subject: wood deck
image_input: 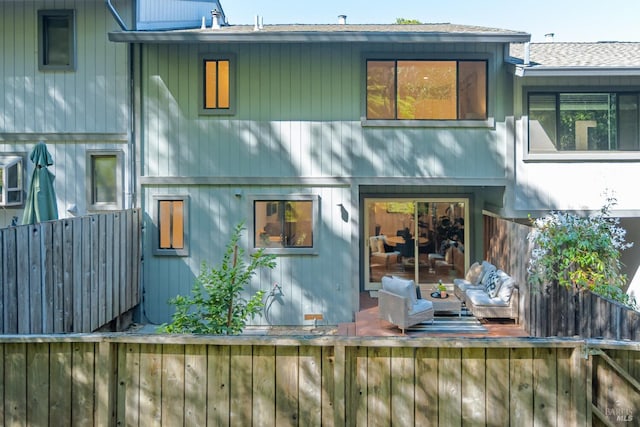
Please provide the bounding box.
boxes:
[337,292,528,337]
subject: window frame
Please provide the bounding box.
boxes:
[524,88,640,162]
[198,53,236,116]
[362,54,494,128]
[248,194,320,256]
[86,150,123,211]
[38,9,76,71]
[0,153,26,208]
[153,195,190,256]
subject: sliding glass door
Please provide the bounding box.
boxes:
[364,197,468,290]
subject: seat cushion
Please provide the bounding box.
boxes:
[382,276,417,306]
[466,289,508,307]
[409,298,434,315]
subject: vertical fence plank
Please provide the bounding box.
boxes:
[95,342,116,427]
[184,344,207,426]
[485,347,509,427]
[105,214,114,324]
[5,343,27,425]
[161,344,185,427]
[117,343,140,426]
[321,345,341,427]
[415,347,438,427]
[0,229,3,334]
[98,214,107,328]
[27,225,43,334]
[81,217,92,332]
[138,343,163,426]
[299,346,321,427]
[367,346,391,427]
[62,219,74,332]
[49,342,72,426]
[72,342,96,426]
[461,347,486,426]
[275,346,300,427]
[119,211,128,315]
[207,345,231,426]
[352,346,368,427]
[438,348,462,426]
[0,344,3,425]
[16,226,31,334]
[3,228,18,333]
[533,347,557,426]
[41,222,55,334]
[26,343,50,426]
[390,347,415,427]
[510,347,534,427]
[230,345,253,426]
[253,345,276,426]
[52,221,64,333]
[112,212,121,321]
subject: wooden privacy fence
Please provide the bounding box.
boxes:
[0,334,639,426]
[484,215,640,340]
[0,209,141,334]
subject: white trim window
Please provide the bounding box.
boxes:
[87,151,122,211]
[250,195,319,255]
[38,9,76,71]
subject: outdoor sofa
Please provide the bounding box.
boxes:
[453,261,519,323]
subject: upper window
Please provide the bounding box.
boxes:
[87,151,122,211]
[251,195,319,255]
[38,10,75,71]
[199,54,235,115]
[366,60,487,121]
[529,92,640,153]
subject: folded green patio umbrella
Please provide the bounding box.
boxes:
[22,141,58,225]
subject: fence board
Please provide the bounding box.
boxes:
[367,346,391,427]
[510,347,534,426]
[533,347,558,426]
[1,210,141,334]
[184,344,207,426]
[72,342,96,426]
[390,347,414,427]
[253,345,276,426]
[26,343,50,426]
[438,348,462,426]
[485,347,510,427]
[276,346,300,427]
[299,346,321,427]
[5,343,27,425]
[230,345,253,426]
[162,344,185,427]
[49,342,72,426]
[461,347,486,426]
[139,343,163,426]
[207,345,231,426]
[3,228,18,333]
[415,346,438,427]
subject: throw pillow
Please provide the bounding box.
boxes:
[496,271,516,302]
[465,262,483,284]
[483,270,501,298]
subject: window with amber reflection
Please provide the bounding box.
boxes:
[365,59,487,121]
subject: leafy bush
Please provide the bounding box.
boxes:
[527,197,636,308]
[159,222,276,334]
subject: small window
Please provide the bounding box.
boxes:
[366,59,487,121]
[87,151,122,211]
[38,9,75,71]
[199,54,235,115]
[251,195,319,255]
[153,196,189,256]
[528,92,640,153]
[0,156,24,207]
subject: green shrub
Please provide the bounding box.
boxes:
[159,222,276,334]
[527,196,636,309]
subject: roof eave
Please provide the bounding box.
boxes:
[512,65,640,77]
[108,30,531,44]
